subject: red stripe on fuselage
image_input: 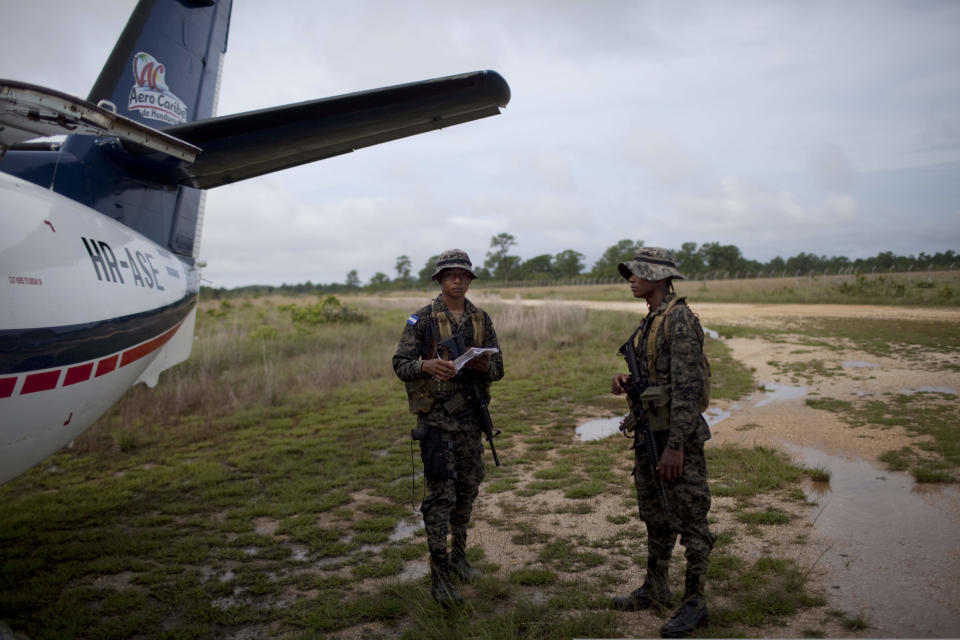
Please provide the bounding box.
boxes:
[22,370,61,394]
[120,323,180,367]
[0,377,16,398]
[2,321,185,398]
[96,355,119,377]
[64,363,95,386]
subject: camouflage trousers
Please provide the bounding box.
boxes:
[634,435,716,575]
[419,428,485,557]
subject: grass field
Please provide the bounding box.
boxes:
[0,292,885,639]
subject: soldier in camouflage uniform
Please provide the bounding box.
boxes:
[609,247,715,638]
[392,249,504,607]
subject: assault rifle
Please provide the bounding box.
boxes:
[438,333,502,466]
[618,333,670,514]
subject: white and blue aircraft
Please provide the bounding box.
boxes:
[0,0,510,484]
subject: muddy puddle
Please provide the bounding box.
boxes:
[576,416,624,441]
[706,381,809,423]
[576,381,811,440]
[787,444,960,638]
[343,519,429,582]
[898,386,958,396]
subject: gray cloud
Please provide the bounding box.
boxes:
[809,143,857,193]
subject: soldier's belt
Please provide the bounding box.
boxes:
[404,378,463,415]
[430,380,459,395]
[441,391,473,416]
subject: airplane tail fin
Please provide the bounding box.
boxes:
[56,0,232,259]
[87,0,232,126]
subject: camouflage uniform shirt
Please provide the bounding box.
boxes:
[392,295,504,430]
[636,292,711,450]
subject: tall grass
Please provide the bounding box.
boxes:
[77,296,397,453]
[487,299,590,348]
[82,296,605,455]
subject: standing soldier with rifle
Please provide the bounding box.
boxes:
[609,247,715,638]
[392,249,504,607]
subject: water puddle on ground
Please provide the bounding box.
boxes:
[576,416,624,441]
[706,382,811,428]
[290,545,309,562]
[753,381,808,407]
[355,519,423,553]
[705,404,738,426]
[842,360,879,369]
[391,518,429,582]
[784,443,960,637]
[389,519,423,542]
[578,381,808,439]
[899,386,958,396]
[399,559,429,582]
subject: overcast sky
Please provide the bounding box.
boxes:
[2,1,958,287]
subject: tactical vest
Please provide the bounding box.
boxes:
[643,297,711,414]
[437,310,485,354]
[405,308,487,414]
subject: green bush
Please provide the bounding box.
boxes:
[283,295,366,329]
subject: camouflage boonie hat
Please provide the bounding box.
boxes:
[618,247,686,281]
[431,249,477,281]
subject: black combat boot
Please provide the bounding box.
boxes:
[429,553,463,608]
[660,571,708,638]
[450,528,481,582]
[612,555,674,610]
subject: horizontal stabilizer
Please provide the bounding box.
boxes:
[167,70,511,189]
[0,80,200,162]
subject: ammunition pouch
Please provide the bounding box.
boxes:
[405,378,435,414]
[419,428,456,482]
[405,377,459,414]
[441,391,473,417]
[640,385,671,432]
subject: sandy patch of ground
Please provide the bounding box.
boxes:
[707,334,960,462]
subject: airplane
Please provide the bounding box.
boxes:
[0,0,510,485]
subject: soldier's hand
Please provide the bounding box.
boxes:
[658,447,683,480]
[465,354,490,372]
[422,358,457,381]
[611,374,630,395]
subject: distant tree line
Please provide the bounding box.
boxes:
[200,234,958,297]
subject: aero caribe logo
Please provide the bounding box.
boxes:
[127,52,188,125]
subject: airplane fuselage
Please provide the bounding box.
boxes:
[0,171,197,483]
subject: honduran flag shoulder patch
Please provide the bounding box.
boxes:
[407,314,419,326]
